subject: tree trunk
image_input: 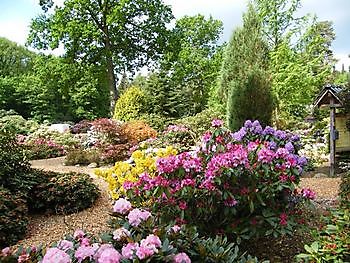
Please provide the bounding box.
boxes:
[105,38,118,114]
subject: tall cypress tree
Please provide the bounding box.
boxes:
[219,4,273,131]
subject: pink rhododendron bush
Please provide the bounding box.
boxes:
[124,120,315,241]
[1,198,258,262]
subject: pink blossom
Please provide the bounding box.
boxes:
[301,188,316,200]
[171,225,181,233]
[94,244,113,261]
[257,147,275,163]
[113,198,132,214]
[279,213,288,226]
[173,252,191,263]
[178,201,187,210]
[113,227,130,241]
[140,234,162,252]
[127,208,151,226]
[80,237,90,246]
[224,197,238,207]
[1,247,10,257]
[57,240,74,251]
[18,253,30,263]
[97,247,121,263]
[73,229,85,240]
[74,246,95,262]
[42,248,71,263]
[211,119,223,127]
[136,246,154,260]
[121,243,139,260]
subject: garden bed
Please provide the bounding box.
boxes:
[11,154,341,250]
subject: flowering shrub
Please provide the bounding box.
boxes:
[1,198,260,262]
[91,118,127,145]
[70,119,92,134]
[124,120,313,241]
[95,146,177,199]
[23,137,66,159]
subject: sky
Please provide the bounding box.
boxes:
[0,0,349,70]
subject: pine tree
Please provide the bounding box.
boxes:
[219,4,273,130]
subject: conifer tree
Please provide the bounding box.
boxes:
[219,4,273,130]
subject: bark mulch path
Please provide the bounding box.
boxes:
[13,157,341,251]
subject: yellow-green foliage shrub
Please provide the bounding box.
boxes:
[114,86,146,121]
[94,146,177,199]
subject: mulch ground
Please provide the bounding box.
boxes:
[12,157,342,262]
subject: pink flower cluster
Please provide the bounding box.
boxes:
[301,188,316,200]
[127,208,152,226]
[174,252,192,263]
[121,234,162,260]
[164,124,189,134]
[156,152,202,175]
[113,198,132,214]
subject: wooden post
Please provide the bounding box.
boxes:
[329,96,335,177]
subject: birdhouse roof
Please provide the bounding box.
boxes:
[314,84,344,108]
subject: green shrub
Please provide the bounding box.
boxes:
[113,86,146,121]
[29,170,100,214]
[0,114,39,135]
[175,108,225,138]
[64,148,101,166]
[297,209,350,262]
[0,187,28,247]
[139,113,173,131]
[0,131,34,195]
[340,172,350,208]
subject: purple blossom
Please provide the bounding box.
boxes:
[122,243,139,260]
[285,142,294,153]
[232,128,247,141]
[301,188,316,199]
[263,126,275,136]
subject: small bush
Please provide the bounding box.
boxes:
[29,170,100,214]
[175,108,225,138]
[0,114,39,135]
[0,131,34,195]
[139,113,173,131]
[70,119,92,134]
[340,171,350,207]
[0,187,28,247]
[121,120,157,144]
[113,86,147,121]
[64,148,101,166]
[297,209,350,262]
[91,118,127,144]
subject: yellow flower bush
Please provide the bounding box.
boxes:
[94,146,177,199]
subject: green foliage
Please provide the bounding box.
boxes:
[220,5,273,131]
[340,171,350,208]
[0,37,35,77]
[175,108,225,139]
[0,187,28,247]
[0,131,34,195]
[0,114,39,135]
[297,209,350,263]
[65,148,101,166]
[113,86,147,121]
[28,0,174,103]
[28,170,100,214]
[139,113,172,131]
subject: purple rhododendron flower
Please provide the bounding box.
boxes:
[285,142,294,153]
[173,252,191,263]
[113,198,132,214]
[42,248,71,263]
[244,120,253,128]
[232,128,246,141]
[263,126,275,136]
[301,188,316,199]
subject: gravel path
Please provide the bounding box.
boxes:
[13,157,341,248]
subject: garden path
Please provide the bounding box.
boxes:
[14,157,341,248]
